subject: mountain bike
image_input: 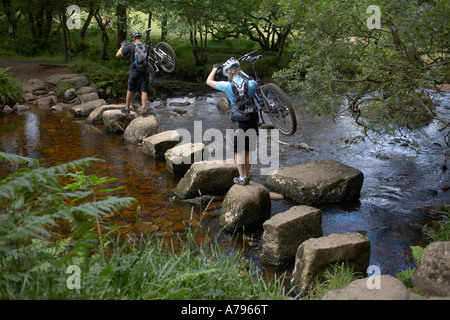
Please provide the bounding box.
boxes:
[219,50,297,136]
[122,28,177,85]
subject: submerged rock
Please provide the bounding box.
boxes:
[265,160,364,205]
[220,182,271,232]
[173,160,239,199]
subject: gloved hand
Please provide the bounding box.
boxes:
[213,64,222,70]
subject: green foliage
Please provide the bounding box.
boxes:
[395,206,450,287]
[275,0,449,136]
[0,67,24,106]
[305,262,363,300]
[423,207,450,242]
[0,151,291,300]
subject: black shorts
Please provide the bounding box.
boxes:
[231,119,259,153]
[127,70,149,93]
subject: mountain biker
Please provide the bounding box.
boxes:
[206,58,258,186]
[115,30,151,117]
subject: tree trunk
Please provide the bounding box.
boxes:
[61,3,69,63]
[94,9,109,60]
[160,14,168,42]
[81,1,95,41]
[2,0,17,39]
[116,3,127,48]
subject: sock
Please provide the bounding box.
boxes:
[240,176,245,181]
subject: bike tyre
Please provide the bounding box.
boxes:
[260,83,297,136]
[155,42,177,73]
[148,63,156,85]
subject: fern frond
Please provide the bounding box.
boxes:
[0,152,39,166]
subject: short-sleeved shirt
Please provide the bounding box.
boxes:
[121,43,149,72]
[215,76,257,107]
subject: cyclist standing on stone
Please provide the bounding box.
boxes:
[116,30,151,117]
[206,58,258,186]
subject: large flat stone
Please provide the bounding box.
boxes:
[265,160,364,205]
[103,110,138,133]
[142,130,181,159]
[291,232,370,293]
[86,105,125,124]
[123,115,160,144]
[165,143,207,176]
[71,99,107,117]
[220,182,271,232]
[262,205,323,264]
[173,160,239,199]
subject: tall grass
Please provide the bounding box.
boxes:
[0,68,24,106]
[0,152,292,300]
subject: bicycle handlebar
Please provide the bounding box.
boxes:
[238,50,258,61]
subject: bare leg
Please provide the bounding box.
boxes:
[141,91,148,109]
[235,152,246,178]
[244,151,251,177]
[126,90,133,107]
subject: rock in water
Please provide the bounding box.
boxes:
[103,110,138,133]
[265,160,364,205]
[86,105,125,124]
[173,160,239,199]
[124,115,160,144]
[291,232,370,293]
[71,99,107,117]
[262,205,323,264]
[165,143,207,176]
[142,130,181,159]
[220,182,271,232]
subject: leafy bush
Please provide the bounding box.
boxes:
[0,68,24,106]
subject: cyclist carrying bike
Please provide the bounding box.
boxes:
[206,58,258,186]
[116,30,151,117]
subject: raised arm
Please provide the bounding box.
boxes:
[206,64,222,89]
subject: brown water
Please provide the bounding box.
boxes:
[1,87,449,281]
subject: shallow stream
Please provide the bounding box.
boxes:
[1,84,449,281]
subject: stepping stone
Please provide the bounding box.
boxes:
[173,160,239,199]
[165,142,207,176]
[262,205,323,264]
[265,160,364,205]
[220,182,271,232]
[103,109,138,133]
[142,130,181,159]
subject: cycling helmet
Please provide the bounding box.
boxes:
[223,57,240,77]
[132,30,142,39]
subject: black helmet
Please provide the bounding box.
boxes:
[132,30,142,38]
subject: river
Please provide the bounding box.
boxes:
[1,84,449,282]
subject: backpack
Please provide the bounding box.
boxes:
[133,43,148,70]
[229,80,258,122]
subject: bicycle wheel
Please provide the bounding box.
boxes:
[260,83,297,135]
[148,63,156,85]
[155,42,177,73]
